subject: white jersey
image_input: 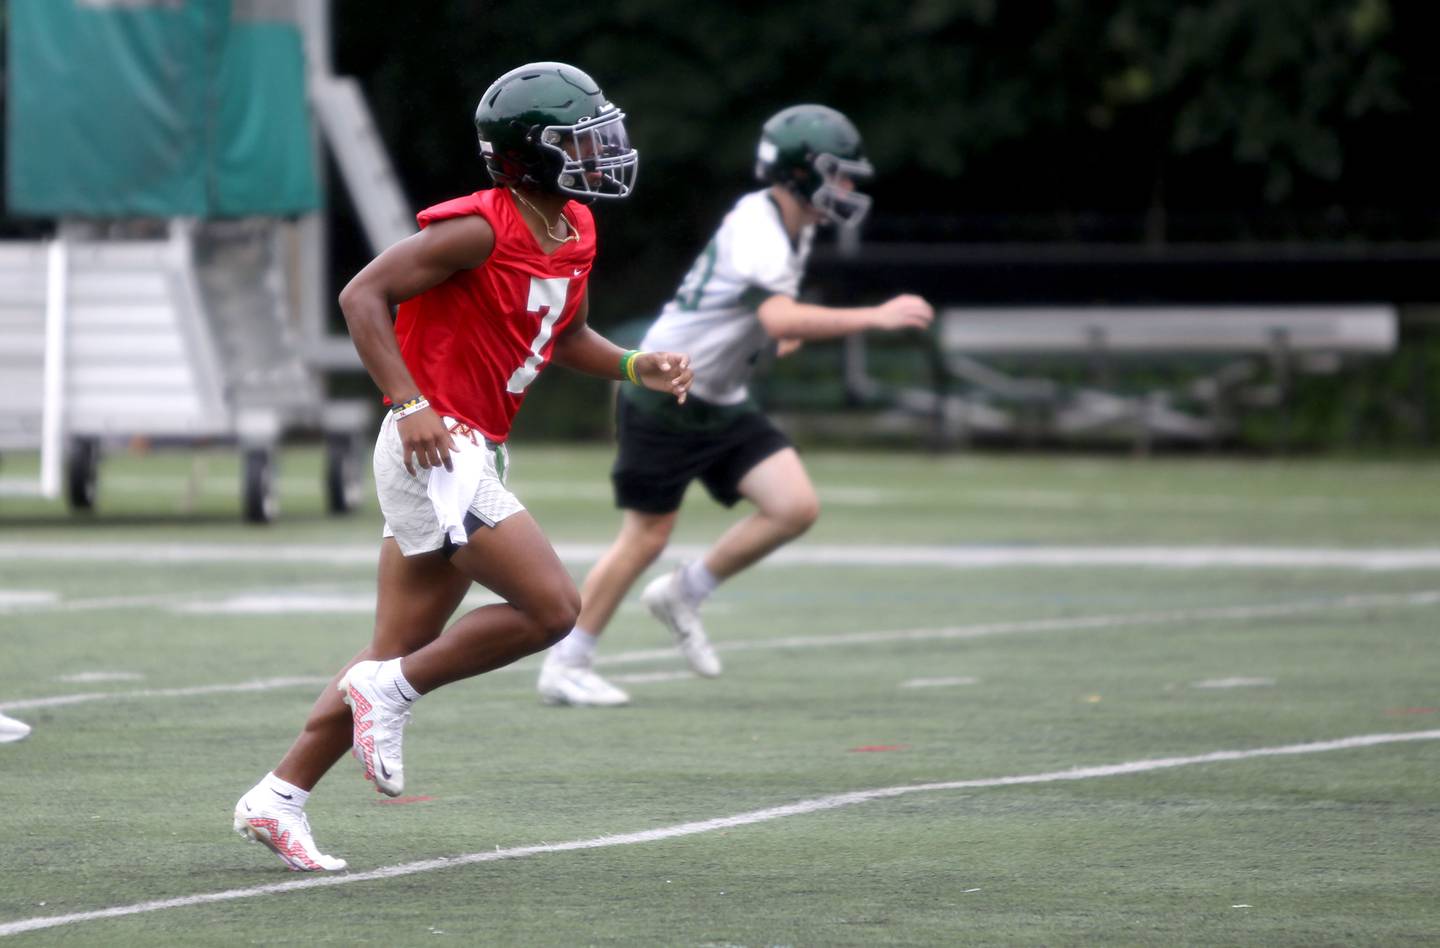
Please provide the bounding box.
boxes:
[640,190,814,405]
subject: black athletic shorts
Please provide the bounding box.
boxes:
[611,387,793,513]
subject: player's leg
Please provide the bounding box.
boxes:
[336,509,577,797]
[402,509,581,688]
[540,390,697,705]
[577,510,679,636]
[234,539,469,870]
[539,509,677,706]
[277,540,470,790]
[703,447,820,578]
[642,423,810,677]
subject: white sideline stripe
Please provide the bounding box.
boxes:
[55,672,145,684]
[171,589,507,616]
[607,670,694,685]
[593,588,1440,668]
[4,541,1440,571]
[0,590,204,615]
[0,590,57,607]
[0,677,329,712]
[901,676,979,689]
[1193,677,1276,689]
[5,589,1438,713]
[0,586,506,617]
[2,728,1437,938]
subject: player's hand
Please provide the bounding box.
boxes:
[635,351,693,404]
[777,338,804,358]
[872,294,934,332]
[396,408,455,475]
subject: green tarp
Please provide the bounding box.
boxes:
[6,0,320,217]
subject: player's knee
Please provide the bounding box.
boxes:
[533,592,581,646]
[624,515,679,561]
[632,521,674,561]
[776,494,820,538]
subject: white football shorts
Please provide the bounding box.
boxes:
[374,411,524,556]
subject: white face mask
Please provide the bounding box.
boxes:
[541,106,639,200]
[810,153,874,229]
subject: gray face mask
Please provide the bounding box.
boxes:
[541,106,639,200]
[810,153,874,229]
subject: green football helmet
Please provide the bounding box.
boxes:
[754,104,873,228]
[474,62,638,201]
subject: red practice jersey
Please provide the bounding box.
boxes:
[393,188,595,442]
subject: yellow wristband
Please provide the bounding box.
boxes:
[621,350,642,385]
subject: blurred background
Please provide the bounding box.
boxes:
[2,0,1438,520]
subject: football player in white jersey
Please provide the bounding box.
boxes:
[538,105,933,706]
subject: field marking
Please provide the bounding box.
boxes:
[0,590,57,608]
[4,541,1440,571]
[55,672,145,684]
[901,676,979,689]
[592,588,1440,668]
[1192,677,1276,689]
[607,670,695,685]
[2,727,1436,938]
[5,588,1437,713]
[0,677,329,712]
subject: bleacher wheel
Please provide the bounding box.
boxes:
[66,437,100,511]
[241,446,278,524]
[324,432,363,515]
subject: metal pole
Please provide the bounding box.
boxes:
[39,237,69,499]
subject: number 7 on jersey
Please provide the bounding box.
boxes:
[506,276,571,394]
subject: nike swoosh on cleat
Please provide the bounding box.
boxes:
[377,754,392,781]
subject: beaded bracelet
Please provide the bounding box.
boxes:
[620,350,642,385]
[391,395,430,419]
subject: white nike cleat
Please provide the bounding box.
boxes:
[233,793,347,872]
[0,712,31,744]
[537,652,631,707]
[339,660,411,797]
[641,569,722,678]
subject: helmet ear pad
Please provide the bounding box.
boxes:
[483,122,565,193]
[783,162,820,200]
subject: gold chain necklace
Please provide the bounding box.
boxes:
[510,189,577,244]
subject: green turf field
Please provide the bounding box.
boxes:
[1,444,1438,945]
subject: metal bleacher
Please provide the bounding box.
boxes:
[838,304,1398,449]
[0,1,410,520]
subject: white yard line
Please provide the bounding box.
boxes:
[901,676,979,689]
[5,588,1436,714]
[607,670,695,685]
[4,541,1440,570]
[0,591,57,608]
[592,588,1440,668]
[1192,677,1277,689]
[2,728,1436,938]
[0,677,330,712]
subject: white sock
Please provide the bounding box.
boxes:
[258,772,309,811]
[375,658,421,706]
[680,559,719,605]
[554,628,599,666]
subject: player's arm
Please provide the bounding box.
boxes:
[338,216,496,474]
[756,292,934,341]
[551,289,693,403]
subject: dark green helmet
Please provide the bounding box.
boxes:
[755,104,873,228]
[474,62,638,201]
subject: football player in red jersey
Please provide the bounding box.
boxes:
[232,62,692,871]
